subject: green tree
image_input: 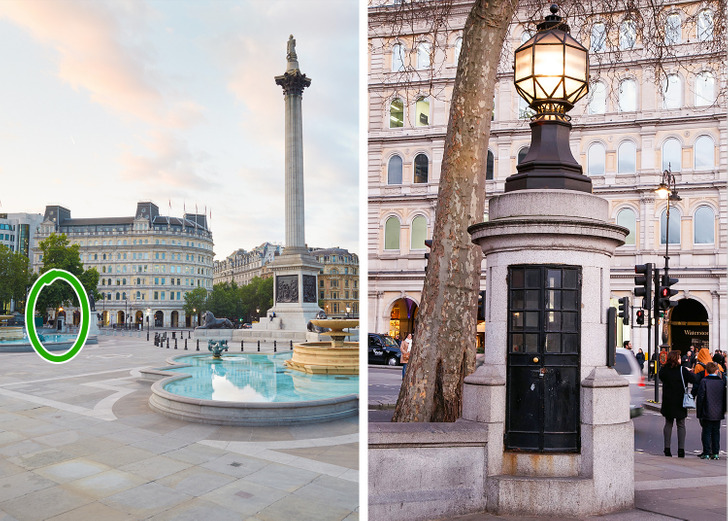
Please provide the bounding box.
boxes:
[0,245,31,313]
[240,277,273,321]
[206,282,244,322]
[183,287,208,323]
[35,234,101,313]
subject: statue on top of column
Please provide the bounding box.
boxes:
[287,35,297,62]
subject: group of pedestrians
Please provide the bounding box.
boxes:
[659,348,727,460]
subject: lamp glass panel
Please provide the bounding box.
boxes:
[533,44,564,82]
[536,75,562,98]
[514,47,533,83]
[564,46,587,83]
[516,79,536,103]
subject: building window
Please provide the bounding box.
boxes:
[618,79,637,112]
[618,141,636,174]
[517,146,530,165]
[587,143,606,175]
[415,97,430,126]
[486,150,494,180]
[588,81,607,114]
[617,208,636,246]
[388,155,403,184]
[411,215,427,250]
[695,71,715,106]
[694,206,714,244]
[591,22,606,51]
[390,98,404,128]
[694,136,714,170]
[662,74,681,109]
[697,10,714,41]
[417,41,431,69]
[454,37,462,62]
[660,208,681,244]
[384,216,400,250]
[414,154,429,183]
[662,138,681,171]
[392,43,405,71]
[619,19,636,50]
[665,13,681,45]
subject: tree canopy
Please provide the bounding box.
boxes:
[0,245,31,313]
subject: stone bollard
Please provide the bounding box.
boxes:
[241,340,244,352]
[274,340,277,352]
[257,340,260,352]
[174,338,178,349]
[166,338,170,349]
[290,340,293,350]
[184,339,188,350]
[196,339,199,351]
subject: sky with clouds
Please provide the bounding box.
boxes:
[0,0,359,259]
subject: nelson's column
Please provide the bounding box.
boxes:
[262,35,322,331]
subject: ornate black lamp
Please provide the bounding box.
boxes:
[655,167,681,271]
[505,5,591,192]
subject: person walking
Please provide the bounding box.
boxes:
[636,348,645,372]
[696,362,727,459]
[659,350,697,458]
[400,333,412,378]
[623,340,632,352]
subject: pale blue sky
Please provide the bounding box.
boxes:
[0,0,358,258]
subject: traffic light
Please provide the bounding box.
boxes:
[658,274,678,310]
[635,309,645,325]
[634,263,653,310]
[618,296,630,326]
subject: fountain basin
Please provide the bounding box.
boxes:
[284,342,359,375]
[142,354,358,425]
[0,332,97,352]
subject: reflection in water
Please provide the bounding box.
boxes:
[163,354,358,403]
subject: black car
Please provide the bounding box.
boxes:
[368,333,402,366]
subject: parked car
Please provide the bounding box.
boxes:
[368,333,402,366]
[615,347,645,418]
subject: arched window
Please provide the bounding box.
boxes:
[695,71,715,106]
[390,98,404,128]
[665,13,681,45]
[694,206,714,244]
[588,143,606,175]
[517,146,530,165]
[697,10,714,42]
[662,74,681,109]
[619,20,636,50]
[618,141,636,174]
[384,217,400,250]
[387,155,403,184]
[591,22,606,51]
[415,96,430,126]
[618,79,637,112]
[588,81,607,114]
[116,292,120,300]
[617,208,636,245]
[660,207,681,244]
[414,154,429,183]
[662,138,681,171]
[411,215,427,249]
[392,43,405,72]
[694,136,714,170]
[417,42,431,69]
[486,150,495,180]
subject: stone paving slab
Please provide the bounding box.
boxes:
[0,335,359,520]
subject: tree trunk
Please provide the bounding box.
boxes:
[393,0,516,422]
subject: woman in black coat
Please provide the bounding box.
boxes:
[659,350,697,457]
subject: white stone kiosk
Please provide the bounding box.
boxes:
[259,35,322,333]
[467,191,632,517]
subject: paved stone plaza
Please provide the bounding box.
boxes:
[0,334,358,520]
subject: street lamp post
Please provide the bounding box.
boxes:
[146,307,151,341]
[193,308,196,329]
[345,306,351,319]
[653,167,681,401]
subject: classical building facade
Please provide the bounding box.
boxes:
[32,202,214,328]
[212,242,283,287]
[312,247,360,317]
[368,2,726,351]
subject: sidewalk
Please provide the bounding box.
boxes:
[368,365,726,521]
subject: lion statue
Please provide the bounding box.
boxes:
[196,311,234,329]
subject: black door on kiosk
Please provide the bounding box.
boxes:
[506,265,581,452]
